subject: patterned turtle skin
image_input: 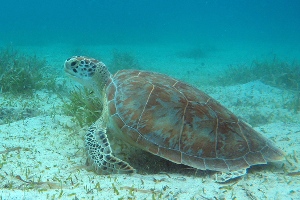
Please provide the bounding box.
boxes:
[64,56,284,182]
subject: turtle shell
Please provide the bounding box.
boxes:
[105,70,284,172]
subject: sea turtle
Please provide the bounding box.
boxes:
[64,56,284,182]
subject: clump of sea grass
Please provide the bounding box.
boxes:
[219,56,300,91]
[0,106,39,125]
[177,47,206,59]
[0,46,57,95]
[109,50,141,73]
[61,87,102,127]
[218,56,300,113]
[284,92,300,114]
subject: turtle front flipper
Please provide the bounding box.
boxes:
[85,124,136,174]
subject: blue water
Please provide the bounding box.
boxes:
[1,0,300,46]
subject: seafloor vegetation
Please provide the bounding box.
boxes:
[217,57,300,113]
[109,50,141,73]
[0,46,62,125]
[60,87,102,127]
[0,46,143,127]
[218,57,300,90]
[176,47,206,59]
[0,46,58,95]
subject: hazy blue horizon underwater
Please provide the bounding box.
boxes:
[0,0,299,46]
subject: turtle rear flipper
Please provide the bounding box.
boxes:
[85,124,135,174]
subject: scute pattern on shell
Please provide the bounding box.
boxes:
[106,70,284,172]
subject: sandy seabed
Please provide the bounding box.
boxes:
[0,42,300,199]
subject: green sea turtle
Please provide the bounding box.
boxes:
[64,56,284,182]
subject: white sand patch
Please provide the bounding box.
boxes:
[204,80,300,126]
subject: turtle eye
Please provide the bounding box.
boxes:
[71,61,77,66]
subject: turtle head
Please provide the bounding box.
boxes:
[64,56,110,95]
